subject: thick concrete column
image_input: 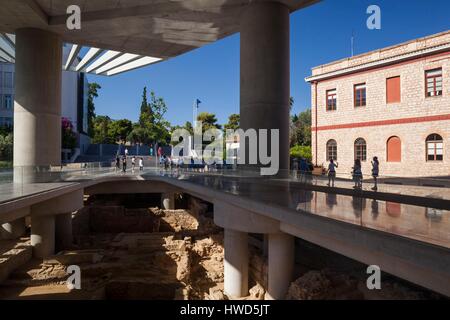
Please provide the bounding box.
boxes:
[161,193,175,210]
[31,215,55,258]
[13,28,62,182]
[224,228,249,298]
[55,213,73,252]
[240,2,290,171]
[1,218,26,240]
[266,232,295,300]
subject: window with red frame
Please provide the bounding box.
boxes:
[326,89,337,111]
[425,68,442,97]
[354,84,366,107]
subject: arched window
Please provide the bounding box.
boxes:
[354,138,367,161]
[426,134,443,161]
[326,139,337,161]
[387,136,401,162]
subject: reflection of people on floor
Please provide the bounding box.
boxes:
[351,196,366,217]
[352,159,363,189]
[326,192,337,209]
[325,193,337,209]
[371,199,379,219]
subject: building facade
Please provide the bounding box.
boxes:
[0,44,90,157]
[306,30,450,178]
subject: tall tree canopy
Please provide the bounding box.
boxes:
[88,83,101,137]
[290,108,312,148]
[197,112,222,132]
[224,114,240,131]
[128,88,171,145]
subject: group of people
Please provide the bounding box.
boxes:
[116,155,145,173]
[327,157,379,190]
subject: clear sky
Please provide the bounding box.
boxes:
[89,0,450,126]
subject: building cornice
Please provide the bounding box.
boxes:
[305,43,450,83]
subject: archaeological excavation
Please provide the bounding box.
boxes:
[0,191,441,300]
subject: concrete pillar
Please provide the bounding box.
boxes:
[55,213,73,252]
[13,28,62,182]
[31,215,55,259]
[224,228,249,298]
[240,2,290,171]
[1,218,26,240]
[161,193,175,210]
[266,232,295,300]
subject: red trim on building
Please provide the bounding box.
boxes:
[312,114,450,131]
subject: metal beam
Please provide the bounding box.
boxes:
[105,56,162,76]
[85,50,122,73]
[64,44,81,70]
[95,53,142,75]
[75,47,103,72]
[0,41,14,62]
[1,33,15,49]
[0,50,13,63]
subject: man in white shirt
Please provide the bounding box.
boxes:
[327,158,338,187]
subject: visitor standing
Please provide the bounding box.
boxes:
[139,157,144,171]
[122,156,127,173]
[131,156,136,172]
[115,155,120,171]
[327,158,338,187]
[352,159,363,189]
[125,148,129,157]
[371,156,379,191]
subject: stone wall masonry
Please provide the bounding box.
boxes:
[311,52,450,177]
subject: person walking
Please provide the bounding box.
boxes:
[125,148,129,157]
[131,156,136,172]
[115,155,120,171]
[139,157,144,171]
[371,156,379,191]
[352,159,363,189]
[327,158,338,187]
[122,156,127,173]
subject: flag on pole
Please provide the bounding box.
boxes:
[196,99,201,108]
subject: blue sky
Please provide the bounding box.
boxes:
[89,0,450,126]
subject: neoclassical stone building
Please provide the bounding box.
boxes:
[306,30,450,177]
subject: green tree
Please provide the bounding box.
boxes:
[139,87,154,125]
[290,145,312,161]
[224,114,240,131]
[109,119,133,144]
[290,108,311,148]
[129,89,171,146]
[92,115,114,144]
[0,133,13,161]
[197,112,221,132]
[88,83,101,137]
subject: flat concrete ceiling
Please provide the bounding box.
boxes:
[0,0,319,59]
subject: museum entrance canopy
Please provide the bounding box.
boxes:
[0,0,318,75]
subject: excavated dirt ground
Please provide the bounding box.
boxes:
[0,194,444,300]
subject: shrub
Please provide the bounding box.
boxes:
[290,145,312,161]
